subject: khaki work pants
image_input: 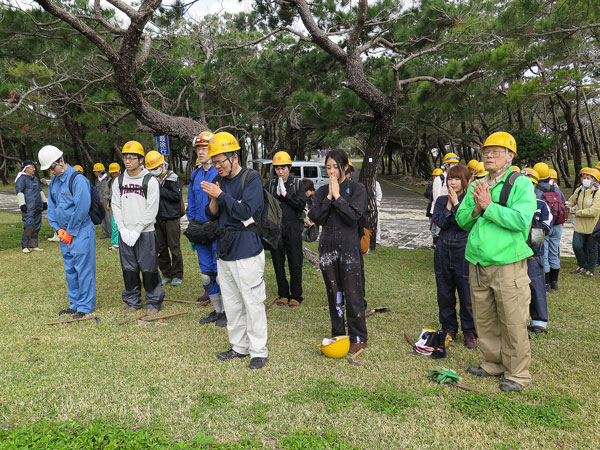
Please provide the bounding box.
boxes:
[217,251,268,359]
[469,259,532,386]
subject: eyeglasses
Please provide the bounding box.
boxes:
[482,149,505,158]
[212,157,230,168]
[122,155,139,161]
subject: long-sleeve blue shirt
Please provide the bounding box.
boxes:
[48,165,92,236]
[206,168,264,261]
[432,193,469,243]
[188,165,218,222]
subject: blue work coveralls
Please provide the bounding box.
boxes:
[432,193,474,333]
[187,165,220,296]
[528,198,552,329]
[48,165,97,313]
[15,174,43,249]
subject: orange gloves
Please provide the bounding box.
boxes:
[57,229,73,246]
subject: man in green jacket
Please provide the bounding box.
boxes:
[456,132,537,393]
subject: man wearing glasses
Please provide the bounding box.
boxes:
[38,145,96,319]
[456,132,537,393]
[201,132,268,370]
[111,141,165,316]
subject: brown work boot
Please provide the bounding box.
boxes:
[349,342,368,353]
[288,299,301,308]
[123,306,140,314]
[463,330,478,349]
[146,307,159,316]
[276,297,288,306]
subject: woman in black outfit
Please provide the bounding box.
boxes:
[432,164,477,348]
[308,149,368,353]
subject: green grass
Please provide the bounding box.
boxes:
[0,216,599,448]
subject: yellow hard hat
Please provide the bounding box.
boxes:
[122,141,145,156]
[193,131,214,148]
[318,336,350,359]
[443,153,459,164]
[73,165,84,173]
[145,151,165,170]
[579,167,600,181]
[511,165,521,172]
[596,162,600,170]
[482,131,517,155]
[272,151,292,166]
[208,132,240,158]
[523,168,539,184]
[93,163,105,172]
[467,159,479,171]
[549,169,558,179]
[533,162,550,180]
[475,161,488,177]
[108,162,121,173]
[432,168,443,176]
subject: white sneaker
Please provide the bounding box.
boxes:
[47,235,60,242]
[31,247,44,252]
[22,248,30,253]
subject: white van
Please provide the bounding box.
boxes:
[251,159,329,190]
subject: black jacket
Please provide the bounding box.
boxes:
[157,171,182,220]
[265,174,307,230]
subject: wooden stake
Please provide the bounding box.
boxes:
[47,316,99,326]
[141,311,188,322]
[115,312,148,326]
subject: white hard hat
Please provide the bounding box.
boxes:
[38,145,64,170]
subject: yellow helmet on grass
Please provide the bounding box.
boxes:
[318,336,350,359]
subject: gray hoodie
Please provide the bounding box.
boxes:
[111,168,160,233]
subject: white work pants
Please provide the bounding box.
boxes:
[217,251,268,358]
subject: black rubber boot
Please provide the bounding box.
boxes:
[550,268,560,291]
[545,272,551,293]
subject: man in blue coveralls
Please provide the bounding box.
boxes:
[188,131,227,327]
[38,145,96,319]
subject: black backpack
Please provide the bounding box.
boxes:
[239,169,283,251]
[497,171,545,252]
[67,172,106,225]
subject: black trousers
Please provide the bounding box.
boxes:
[320,249,367,344]
[155,219,184,279]
[270,224,304,302]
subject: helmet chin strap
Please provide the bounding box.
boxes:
[493,149,511,175]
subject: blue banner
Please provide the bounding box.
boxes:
[156,135,170,155]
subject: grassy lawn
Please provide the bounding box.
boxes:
[0,214,599,448]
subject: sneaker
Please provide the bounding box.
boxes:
[527,325,548,334]
[466,366,502,377]
[47,234,60,242]
[123,305,140,314]
[288,299,301,308]
[217,349,249,361]
[443,328,457,341]
[199,311,218,324]
[276,297,288,306]
[499,379,524,392]
[349,342,368,353]
[215,312,227,327]
[463,330,478,349]
[146,307,159,316]
[31,247,44,252]
[73,312,86,319]
[161,278,171,286]
[58,308,76,315]
[171,278,182,287]
[582,270,594,277]
[22,248,30,253]
[570,267,584,274]
[249,357,267,370]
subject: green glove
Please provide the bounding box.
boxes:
[428,368,459,384]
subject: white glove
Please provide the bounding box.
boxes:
[119,228,131,246]
[277,177,287,197]
[128,230,141,247]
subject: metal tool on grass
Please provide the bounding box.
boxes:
[428,368,489,394]
[366,307,389,317]
[47,316,100,326]
[115,312,148,326]
[347,348,364,366]
[140,311,188,322]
